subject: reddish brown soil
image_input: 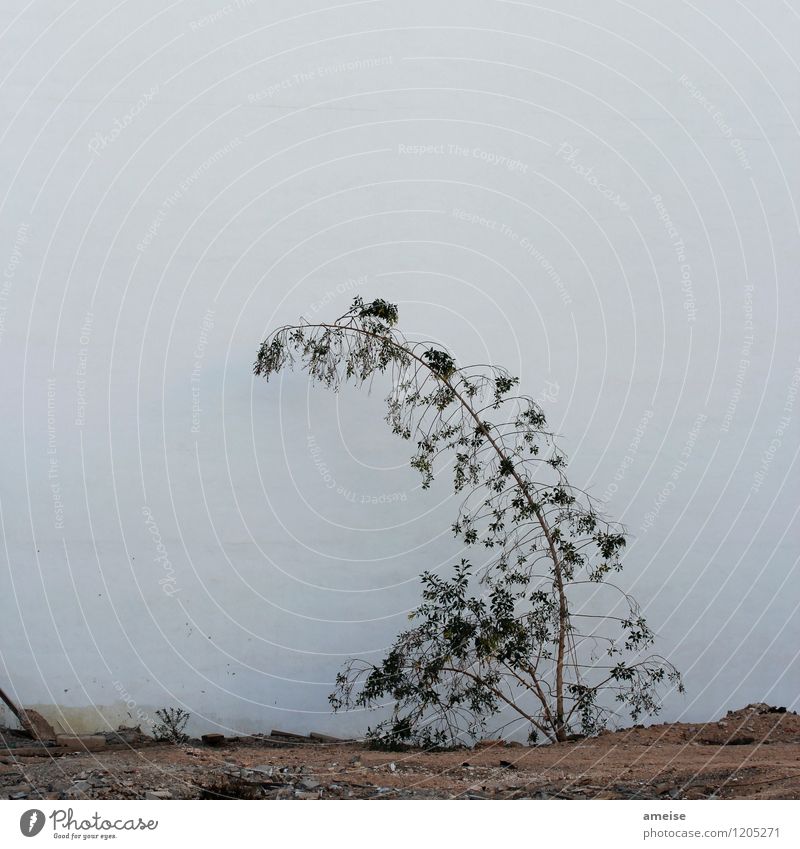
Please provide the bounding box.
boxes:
[2,704,798,800]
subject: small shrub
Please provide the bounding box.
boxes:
[152,707,190,744]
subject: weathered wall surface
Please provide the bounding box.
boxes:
[1,1,798,738]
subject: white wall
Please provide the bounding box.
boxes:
[0,0,798,738]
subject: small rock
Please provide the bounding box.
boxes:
[474,739,504,749]
[388,762,396,772]
[298,778,320,791]
[201,734,225,747]
[145,789,172,800]
[250,765,275,778]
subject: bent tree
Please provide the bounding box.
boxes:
[255,298,682,746]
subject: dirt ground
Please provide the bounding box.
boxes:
[2,703,798,800]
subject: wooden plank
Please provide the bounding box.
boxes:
[56,735,106,751]
[0,685,23,722]
[309,732,352,743]
[0,746,71,758]
[269,729,312,742]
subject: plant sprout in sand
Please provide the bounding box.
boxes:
[254,298,682,747]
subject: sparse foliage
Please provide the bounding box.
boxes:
[255,298,682,747]
[152,707,190,744]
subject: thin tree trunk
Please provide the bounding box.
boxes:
[317,322,571,740]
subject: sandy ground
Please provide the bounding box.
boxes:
[1,704,798,800]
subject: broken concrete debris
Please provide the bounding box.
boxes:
[2,704,796,799]
[0,685,57,742]
[56,734,106,751]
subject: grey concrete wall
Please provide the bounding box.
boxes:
[0,0,797,738]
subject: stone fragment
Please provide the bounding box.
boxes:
[250,765,275,778]
[16,708,57,743]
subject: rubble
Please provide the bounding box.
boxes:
[0,706,796,800]
[103,725,152,746]
[56,734,106,751]
[0,685,57,742]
